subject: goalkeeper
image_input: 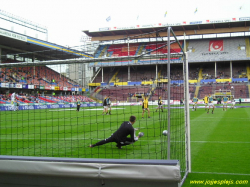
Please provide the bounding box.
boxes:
[89,116,143,149]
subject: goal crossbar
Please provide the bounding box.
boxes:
[0,53,183,68]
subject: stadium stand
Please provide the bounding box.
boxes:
[0,94,94,104]
[2,37,250,101]
[0,63,79,88]
[107,43,138,57]
[216,62,231,79]
[90,61,250,101]
[231,83,249,98]
[92,67,117,83]
[98,86,151,102]
[145,41,183,54]
[232,62,248,78]
[188,63,199,80]
[55,95,94,102]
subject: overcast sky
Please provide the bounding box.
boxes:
[0,0,250,47]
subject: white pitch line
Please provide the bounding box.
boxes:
[1,137,249,144]
[0,138,164,142]
[49,108,125,112]
[191,141,250,144]
[83,108,125,111]
[2,138,249,145]
[192,171,250,176]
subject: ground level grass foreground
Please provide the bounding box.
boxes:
[0,104,249,186]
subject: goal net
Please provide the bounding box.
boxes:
[0,27,190,185]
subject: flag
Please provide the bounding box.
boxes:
[164,11,167,17]
[194,8,198,14]
[106,16,111,22]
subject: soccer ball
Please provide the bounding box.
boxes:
[162,130,168,136]
[138,132,144,138]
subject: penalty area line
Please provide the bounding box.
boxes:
[192,171,250,176]
[191,141,250,144]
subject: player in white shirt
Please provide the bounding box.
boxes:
[11,92,16,111]
[230,98,236,109]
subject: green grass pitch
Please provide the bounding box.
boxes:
[0,104,249,186]
[183,104,250,186]
[0,105,170,159]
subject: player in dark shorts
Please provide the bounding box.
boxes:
[106,95,112,115]
[155,96,163,112]
[89,116,143,149]
[16,101,20,111]
[102,96,108,115]
[76,100,81,112]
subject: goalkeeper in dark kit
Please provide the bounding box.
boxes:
[89,116,144,149]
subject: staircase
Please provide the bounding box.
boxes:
[197,68,203,83]
[134,44,145,63]
[109,69,120,83]
[90,87,103,102]
[194,86,200,97]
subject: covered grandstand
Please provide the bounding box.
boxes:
[83,19,250,102]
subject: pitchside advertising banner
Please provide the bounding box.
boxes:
[0,103,103,111]
[0,99,246,111]
[0,83,83,91]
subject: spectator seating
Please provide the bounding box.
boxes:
[107,43,138,57]
[99,86,151,102]
[0,61,79,88]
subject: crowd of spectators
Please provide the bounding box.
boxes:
[0,64,79,88]
[54,95,94,103]
[0,94,94,104]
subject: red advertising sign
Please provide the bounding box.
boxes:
[209,40,223,51]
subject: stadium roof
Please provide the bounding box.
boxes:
[83,20,250,41]
[0,28,93,61]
